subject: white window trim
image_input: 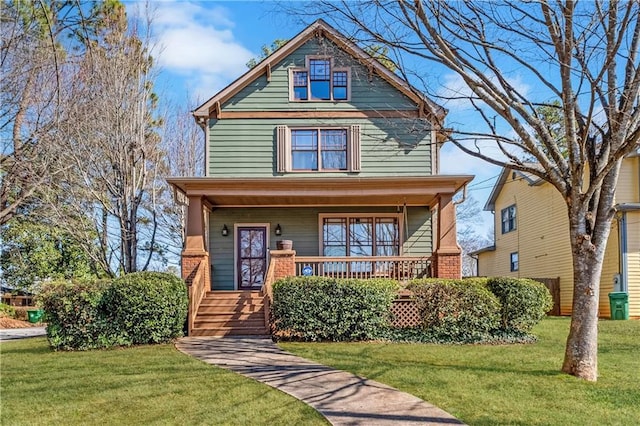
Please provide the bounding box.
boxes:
[288,56,351,102]
[277,124,361,173]
[318,213,404,256]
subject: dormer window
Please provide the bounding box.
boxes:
[290,57,350,101]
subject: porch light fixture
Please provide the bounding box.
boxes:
[275,224,282,236]
[221,224,229,237]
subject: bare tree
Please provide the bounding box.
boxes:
[455,196,492,277]
[0,1,90,224]
[57,3,167,275]
[157,101,205,261]
[303,1,640,381]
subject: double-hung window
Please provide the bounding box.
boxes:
[290,129,347,171]
[290,57,350,101]
[277,125,361,173]
[501,205,517,234]
[510,252,519,272]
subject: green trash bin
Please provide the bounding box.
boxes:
[608,292,629,320]
[27,309,44,323]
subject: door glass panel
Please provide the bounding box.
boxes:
[238,227,266,289]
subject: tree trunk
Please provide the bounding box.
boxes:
[561,198,613,381]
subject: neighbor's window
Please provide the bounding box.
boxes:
[501,204,517,234]
[277,125,360,173]
[510,252,519,272]
[290,57,350,101]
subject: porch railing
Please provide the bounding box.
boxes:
[294,256,432,282]
[187,260,207,335]
[261,256,277,332]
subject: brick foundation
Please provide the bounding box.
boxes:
[269,249,296,280]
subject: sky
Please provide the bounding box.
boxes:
[145,0,501,235]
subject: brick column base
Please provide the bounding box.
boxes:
[270,249,296,280]
[181,251,210,288]
[433,249,462,279]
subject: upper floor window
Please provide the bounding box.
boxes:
[501,204,517,234]
[276,125,361,173]
[291,129,347,171]
[290,57,350,101]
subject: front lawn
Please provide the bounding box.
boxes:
[0,338,327,426]
[281,317,640,425]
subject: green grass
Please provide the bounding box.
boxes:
[280,318,640,426]
[0,338,327,426]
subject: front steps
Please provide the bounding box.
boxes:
[191,291,269,337]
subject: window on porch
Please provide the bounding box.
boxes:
[322,216,399,257]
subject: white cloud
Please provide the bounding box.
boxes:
[152,2,255,101]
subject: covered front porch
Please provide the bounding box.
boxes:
[168,175,472,335]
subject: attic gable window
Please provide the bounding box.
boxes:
[290,57,350,101]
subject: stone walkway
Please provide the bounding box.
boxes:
[176,336,465,426]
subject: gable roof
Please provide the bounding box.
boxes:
[192,19,446,123]
[484,165,544,211]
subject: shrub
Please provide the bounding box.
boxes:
[0,303,16,318]
[486,277,553,332]
[407,279,500,342]
[271,276,398,341]
[13,307,29,322]
[103,272,188,345]
[37,272,188,350]
[37,279,116,350]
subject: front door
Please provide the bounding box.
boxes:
[237,226,267,290]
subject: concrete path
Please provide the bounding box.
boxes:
[176,337,464,426]
[0,326,46,341]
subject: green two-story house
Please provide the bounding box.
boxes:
[168,20,473,336]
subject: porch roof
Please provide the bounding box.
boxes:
[167,176,473,208]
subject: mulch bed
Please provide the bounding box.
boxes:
[0,317,42,329]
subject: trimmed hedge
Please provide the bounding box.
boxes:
[271,276,398,341]
[407,279,501,342]
[37,279,116,350]
[486,277,553,332]
[37,272,188,351]
[103,272,188,345]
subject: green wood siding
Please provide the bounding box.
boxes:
[207,37,434,177]
[223,38,416,112]
[208,118,432,177]
[209,207,432,290]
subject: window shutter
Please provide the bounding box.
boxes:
[276,125,290,172]
[349,125,361,172]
